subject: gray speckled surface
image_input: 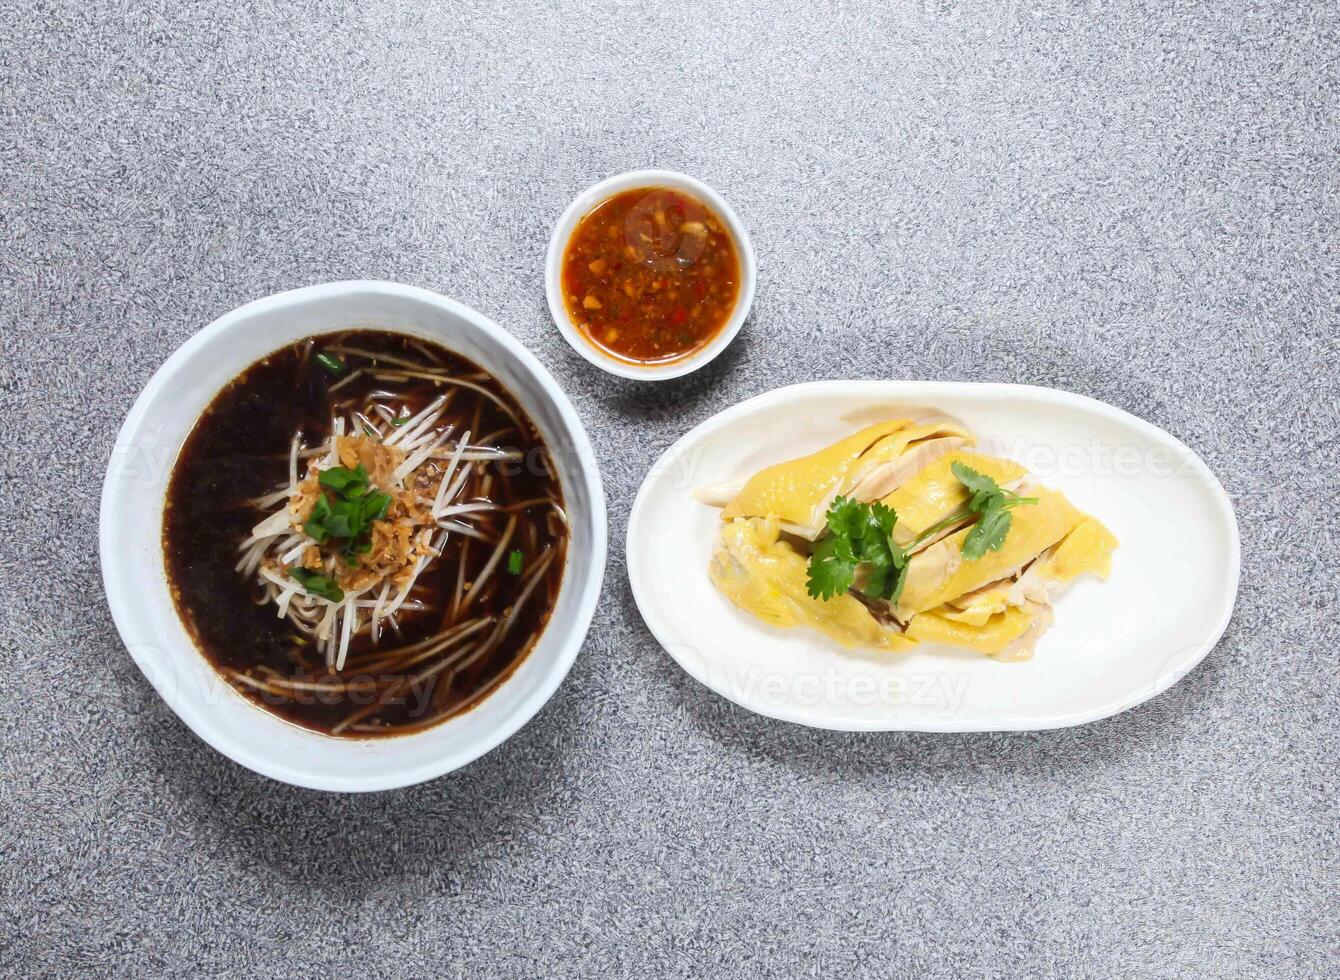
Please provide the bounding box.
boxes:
[2,0,1338,976]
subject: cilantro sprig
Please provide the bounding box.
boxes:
[805,497,910,603]
[804,462,1038,603]
[949,462,1037,559]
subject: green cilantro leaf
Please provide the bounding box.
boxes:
[948,461,1037,560]
[825,495,869,542]
[962,507,1013,559]
[806,533,857,600]
[951,461,1006,511]
[867,500,897,539]
[806,461,1045,605]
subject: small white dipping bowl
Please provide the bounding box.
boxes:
[99,281,607,792]
[545,169,757,381]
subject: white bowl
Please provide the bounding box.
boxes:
[629,381,1240,731]
[544,169,757,381]
[99,281,608,791]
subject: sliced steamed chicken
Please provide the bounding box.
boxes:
[697,416,1118,662]
[706,418,970,539]
[880,450,1027,550]
[893,486,1084,621]
[708,516,915,652]
[902,506,1118,660]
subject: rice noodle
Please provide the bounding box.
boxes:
[383,393,448,448]
[370,371,524,430]
[502,496,560,512]
[288,433,301,493]
[351,617,493,676]
[232,672,379,695]
[459,516,516,616]
[343,615,488,669]
[392,427,454,484]
[405,339,444,366]
[326,344,439,373]
[436,519,492,541]
[436,502,498,519]
[328,367,365,393]
[451,539,469,622]
[457,548,556,676]
[431,429,471,516]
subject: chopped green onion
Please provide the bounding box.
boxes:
[362,492,392,523]
[289,568,344,602]
[507,549,524,575]
[304,465,392,567]
[303,495,332,543]
[393,417,410,426]
[318,464,368,494]
[315,352,345,375]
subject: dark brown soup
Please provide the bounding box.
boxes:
[163,330,568,737]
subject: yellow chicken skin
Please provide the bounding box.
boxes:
[904,514,1115,654]
[934,580,1013,626]
[709,517,915,652]
[905,606,1036,655]
[1039,517,1118,583]
[721,419,970,532]
[894,486,1083,621]
[881,451,1027,547]
[841,420,971,501]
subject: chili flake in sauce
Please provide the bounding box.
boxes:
[561,187,741,364]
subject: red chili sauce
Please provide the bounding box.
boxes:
[561,187,741,364]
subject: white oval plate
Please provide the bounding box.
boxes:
[628,381,1239,731]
